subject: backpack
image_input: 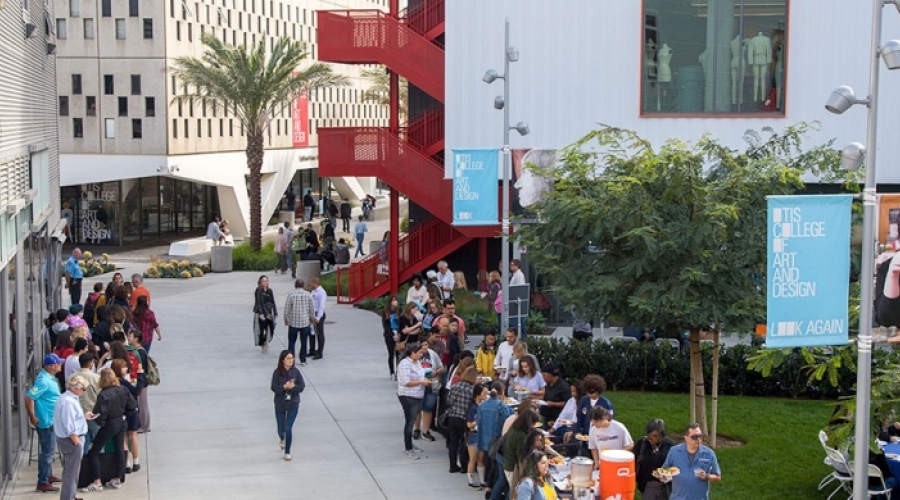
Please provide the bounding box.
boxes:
[84,293,100,327]
[494,291,503,313]
[145,353,160,386]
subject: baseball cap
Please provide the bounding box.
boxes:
[44,353,65,365]
[541,362,560,376]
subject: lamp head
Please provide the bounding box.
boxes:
[883,40,900,70]
[825,85,857,114]
[512,121,530,136]
[493,96,505,110]
[482,69,500,84]
[840,142,866,171]
[506,46,519,62]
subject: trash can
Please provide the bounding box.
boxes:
[210,246,233,273]
[295,260,319,283]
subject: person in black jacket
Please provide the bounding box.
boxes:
[340,198,352,232]
[272,350,305,461]
[253,276,277,353]
[82,368,136,492]
[634,419,676,500]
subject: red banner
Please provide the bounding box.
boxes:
[292,88,309,148]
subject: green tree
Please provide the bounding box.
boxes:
[172,33,348,251]
[516,123,848,435]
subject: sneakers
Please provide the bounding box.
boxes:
[422,431,436,441]
[412,444,425,452]
[81,483,103,493]
[35,483,59,493]
[284,454,292,461]
[405,449,420,460]
[469,481,483,490]
[132,463,141,472]
[413,429,422,440]
[105,480,122,489]
[48,476,62,483]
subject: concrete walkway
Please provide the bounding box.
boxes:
[6,267,470,500]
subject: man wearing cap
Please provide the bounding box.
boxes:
[54,375,93,500]
[64,248,84,306]
[540,362,571,423]
[25,354,65,492]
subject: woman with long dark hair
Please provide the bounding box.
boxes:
[132,295,161,352]
[253,275,277,353]
[503,404,541,488]
[515,450,554,500]
[82,368,136,492]
[271,350,305,461]
[381,295,401,378]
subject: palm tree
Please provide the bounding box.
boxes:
[361,66,408,120]
[172,32,348,251]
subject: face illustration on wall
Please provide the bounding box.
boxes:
[511,148,557,216]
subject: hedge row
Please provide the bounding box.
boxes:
[522,337,898,399]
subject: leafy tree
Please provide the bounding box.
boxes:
[172,33,348,250]
[516,123,848,434]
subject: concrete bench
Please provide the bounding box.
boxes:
[168,238,212,256]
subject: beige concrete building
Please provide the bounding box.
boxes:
[54,0,389,244]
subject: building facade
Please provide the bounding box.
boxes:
[54,0,390,246]
[0,0,64,491]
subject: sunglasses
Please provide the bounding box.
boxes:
[688,434,704,441]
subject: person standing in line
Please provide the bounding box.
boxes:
[283,278,316,364]
[303,189,316,222]
[25,354,65,493]
[494,328,518,382]
[81,368,136,493]
[129,274,151,309]
[65,248,84,306]
[253,276,277,353]
[436,261,456,300]
[70,353,101,454]
[54,375,92,500]
[662,423,721,500]
[397,342,429,460]
[635,419,676,500]
[133,295,161,353]
[309,277,327,360]
[206,216,223,245]
[509,259,526,286]
[272,350,305,461]
[64,338,90,380]
[353,215,368,258]
[340,198,352,232]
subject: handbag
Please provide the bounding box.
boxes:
[488,433,506,461]
[395,340,406,352]
[437,410,450,428]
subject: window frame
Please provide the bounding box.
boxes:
[143,18,153,39]
[103,75,114,95]
[115,18,126,39]
[638,0,790,118]
[59,96,69,116]
[83,18,94,39]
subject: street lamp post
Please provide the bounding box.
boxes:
[483,19,529,333]
[825,2,900,499]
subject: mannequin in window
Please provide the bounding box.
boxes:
[747,32,772,101]
[772,29,785,110]
[645,38,657,78]
[657,43,672,83]
[730,35,746,105]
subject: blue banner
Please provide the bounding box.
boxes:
[452,149,499,226]
[766,195,852,348]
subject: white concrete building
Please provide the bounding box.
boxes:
[446,0,900,184]
[0,0,65,488]
[54,0,389,245]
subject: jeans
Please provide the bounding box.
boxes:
[309,313,325,356]
[398,395,423,451]
[83,420,100,455]
[275,407,299,454]
[36,426,55,485]
[294,326,312,362]
[342,217,350,232]
[303,207,312,221]
[491,454,509,500]
[447,416,469,471]
[285,250,293,275]
[57,436,83,499]
[355,234,365,257]
[258,318,274,346]
[87,420,126,483]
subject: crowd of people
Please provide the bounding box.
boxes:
[29,254,161,497]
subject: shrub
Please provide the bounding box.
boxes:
[232,242,278,271]
[179,270,192,279]
[524,336,866,399]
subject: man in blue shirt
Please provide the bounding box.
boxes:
[64,248,84,306]
[25,354,65,492]
[662,423,722,500]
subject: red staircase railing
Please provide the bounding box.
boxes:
[336,218,467,303]
[400,0,445,42]
[401,106,444,156]
[318,10,444,102]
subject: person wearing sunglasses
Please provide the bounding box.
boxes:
[661,423,721,500]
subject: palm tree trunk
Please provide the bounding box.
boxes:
[246,131,265,251]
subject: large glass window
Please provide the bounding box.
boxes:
[641,0,788,115]
[121,178,142,243]
[159,177,176,235]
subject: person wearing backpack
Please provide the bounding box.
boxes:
[127,329,153,434]
[132,296,161,353]
[83,283,103,329]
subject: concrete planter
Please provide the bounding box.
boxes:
[210,246,233,273]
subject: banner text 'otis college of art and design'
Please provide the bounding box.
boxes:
[766,195,852,348]
[452,149,499,226]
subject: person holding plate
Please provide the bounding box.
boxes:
[634,419,676,500]
[662,423,721,500]
[271,350,305,461]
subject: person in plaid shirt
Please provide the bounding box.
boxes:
[283,279,316,365]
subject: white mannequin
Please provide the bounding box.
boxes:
[645,39,657,78]
[657,43,672,83]
[730,36,744,105]
[747,32,772,101]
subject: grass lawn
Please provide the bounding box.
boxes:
[609,391,834,500]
